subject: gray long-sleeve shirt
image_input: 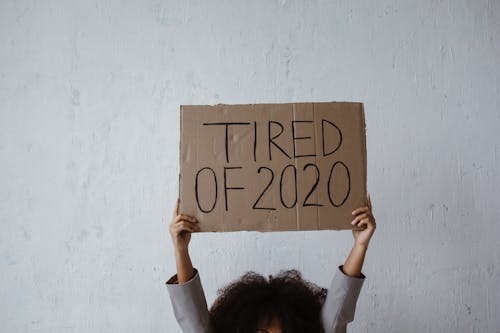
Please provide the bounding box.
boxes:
[166,265,365,333]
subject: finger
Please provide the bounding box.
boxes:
[351,213,369,225]
[174,221,200,233]
[352,206,369,216]
[174,214,198,224]
[171,221,200,237]
[359,217,377,230]
[356,218,370,229]
[173,221,200,235]
[175,224,199,232]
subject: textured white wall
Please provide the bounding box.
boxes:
[1,1,499,332]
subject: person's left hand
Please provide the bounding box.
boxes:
[350,192,376,247]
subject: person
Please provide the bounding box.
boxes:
[166,194,376,333]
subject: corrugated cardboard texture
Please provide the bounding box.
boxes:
[179,102,367,232]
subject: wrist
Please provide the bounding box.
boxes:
[174,247,190,257]
[353,241,369,251]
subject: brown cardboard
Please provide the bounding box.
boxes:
[179,102,367,232]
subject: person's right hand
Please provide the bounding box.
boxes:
[169,199,200,253]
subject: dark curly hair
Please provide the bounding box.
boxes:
[209,269,327,333]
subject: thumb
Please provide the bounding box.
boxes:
[173,198,180,218]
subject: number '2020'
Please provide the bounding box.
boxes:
[194,161,350,213]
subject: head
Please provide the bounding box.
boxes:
[209,269,327,333]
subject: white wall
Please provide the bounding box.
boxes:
[1,1,499,332]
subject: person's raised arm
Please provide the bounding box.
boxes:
[169,198,200,283]
[167,200,212,333]
[321,193,376,332]
[342,193,376,277]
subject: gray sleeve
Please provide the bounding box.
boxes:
[321,265,365,333]
[165,269,213,333]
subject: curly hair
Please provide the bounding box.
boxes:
[209,269,327,333]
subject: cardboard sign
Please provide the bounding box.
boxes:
[179,102,367,232]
